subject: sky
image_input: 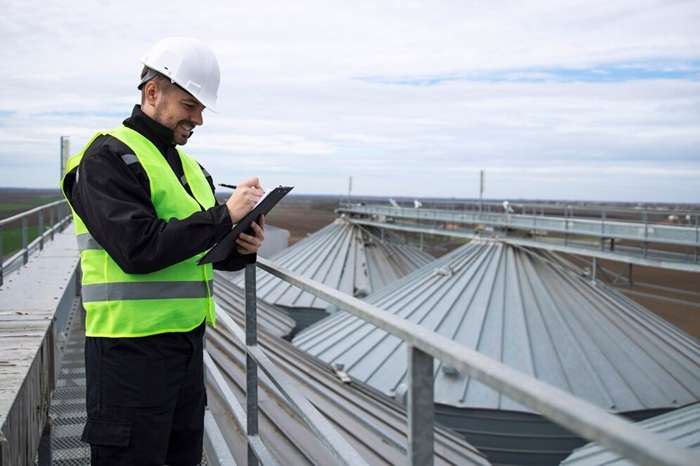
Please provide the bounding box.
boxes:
[0,0,699,202]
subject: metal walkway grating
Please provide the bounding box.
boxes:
[49,299,209,465]
[50,298,90,465]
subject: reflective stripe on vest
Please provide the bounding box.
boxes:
[77,233,102,251]
[60,125,217,337]
[82,280,214,302]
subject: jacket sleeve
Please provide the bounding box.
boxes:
[69,142,240,274]
[201,165,257,271]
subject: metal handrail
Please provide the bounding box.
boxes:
[207,265,369,466]
[253,257,696,466]
[338,199,700,222]
[337,204,700,248]
[0,200,67,227]
[0,199,71,286]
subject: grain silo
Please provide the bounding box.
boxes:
[560,402,700,465]
[294,239,700,465]
[214,271,296,338]
[234,217,433,330]
[207,282,493,466]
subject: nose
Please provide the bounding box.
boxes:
[191,108,203,126]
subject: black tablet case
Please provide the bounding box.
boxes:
[198,186,293,265]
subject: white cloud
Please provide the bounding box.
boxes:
[0,0,699,202]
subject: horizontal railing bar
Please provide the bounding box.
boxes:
[346,218,700,273]
[0,200,66,227]
[214,306,369,466]
[339,200,700,219]
[257,257,696,466]
[203,351,280,466]
[338,205,699,247]
[1,215,72,277]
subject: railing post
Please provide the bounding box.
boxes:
[591,257,597,284]
[601,210,606,251]
[21,217,29,264]
[49,207,55,240]
[39,210,44,251]
[245,263,259,466]
[0,224,3,287]
[643,211,648,257]
[407,345,434,466]
[695,214,699,263]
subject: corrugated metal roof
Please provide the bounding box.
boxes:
[214,271,296,338]
[294,239,700,413]
[560,403,700,465]
[234,218,433,309]
[206,302,491,465]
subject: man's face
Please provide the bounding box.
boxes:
[150,82,206,145]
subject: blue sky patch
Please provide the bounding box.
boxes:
[358,60,700,86]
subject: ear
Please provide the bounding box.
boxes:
[143,80,160,107]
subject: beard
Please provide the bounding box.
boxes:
[173,120,195,145]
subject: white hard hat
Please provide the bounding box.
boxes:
[140,37,221,111]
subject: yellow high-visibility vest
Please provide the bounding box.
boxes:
[61,125,216,337]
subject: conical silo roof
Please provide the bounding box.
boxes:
[560,402,700,465]
[214,271,296,338]
[235,218,433,309]
[207,294,491,466]
[294,239,700,414]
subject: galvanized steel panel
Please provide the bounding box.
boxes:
[560,403,700,465]
[234,218,433,310]
[206,298,491,465]
[294,240,700,414]
[213,272,295,338]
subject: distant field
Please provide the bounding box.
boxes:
[0,188,63,260]
[0,189,62,220]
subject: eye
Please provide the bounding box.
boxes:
[183,102,195,109]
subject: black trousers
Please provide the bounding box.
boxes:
[82,320,206,466]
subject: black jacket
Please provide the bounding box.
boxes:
[64,105,254,273]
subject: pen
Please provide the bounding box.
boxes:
[219,183,266,194]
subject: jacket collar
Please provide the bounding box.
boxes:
[123,105,176,154]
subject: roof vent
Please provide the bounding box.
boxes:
[432,266,453,278]
[354,287,369,298]
[332,363,352,384]
[441,365,459,377]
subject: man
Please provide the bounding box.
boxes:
[61,37,264,465]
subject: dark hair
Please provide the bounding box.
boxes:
[139,66,171,104]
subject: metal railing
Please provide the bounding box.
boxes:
[204,265,370,466]
[0,200,72,286]
[337,204,700,248]
[340,199,700,227]
[214,257,696,465]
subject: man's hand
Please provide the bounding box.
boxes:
[225,177,263,223]
[236,214,265,255]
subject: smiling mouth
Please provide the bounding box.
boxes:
[179,122,194,137]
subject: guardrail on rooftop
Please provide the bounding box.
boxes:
[337,205,700,249]
[219,257,696,466]
[0,200,72,286]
